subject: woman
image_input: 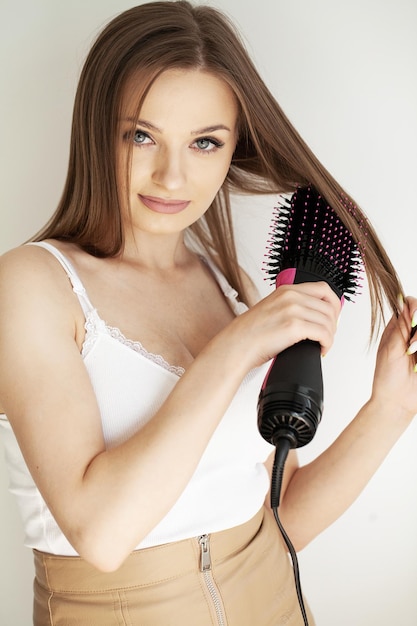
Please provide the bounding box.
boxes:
[0,2,416,624]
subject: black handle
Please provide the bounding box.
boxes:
[257,339,323,448]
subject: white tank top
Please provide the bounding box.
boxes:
[0,242,273,555]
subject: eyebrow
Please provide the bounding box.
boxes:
[124,118,232,134]
[191,124,232,135]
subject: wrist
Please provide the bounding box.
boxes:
[366,393,415,426]
[205,315,254,379]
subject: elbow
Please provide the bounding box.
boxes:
[77,541,131,573]
[83,549,127,574]
[68,526,134,573]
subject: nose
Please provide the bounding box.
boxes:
[152,146,186,190]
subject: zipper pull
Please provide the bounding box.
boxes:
[198,534,212,572]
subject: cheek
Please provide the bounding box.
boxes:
[213,158,233,189]
[200,152,234,191]
[197,170,230,210]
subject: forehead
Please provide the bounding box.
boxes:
[121,68,238,129]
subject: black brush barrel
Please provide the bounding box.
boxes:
[257,339,323,448]
[259,185,362,450]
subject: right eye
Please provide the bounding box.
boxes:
[132,130,153,146]
[122,129,154,146]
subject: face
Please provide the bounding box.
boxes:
[117,68,239,237]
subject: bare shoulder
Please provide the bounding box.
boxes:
[0,243,83,351]
[0,242,92,415]
[1,242,62,279]
[0,243,77,309]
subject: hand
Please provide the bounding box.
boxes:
[371,296,417,419]
[230,280,341,370]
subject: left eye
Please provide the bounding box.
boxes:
[193,138,222,152]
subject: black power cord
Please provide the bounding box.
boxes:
[271,437,310,626]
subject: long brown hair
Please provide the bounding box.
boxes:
[35,1,402,332]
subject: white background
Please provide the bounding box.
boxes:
[1,0,416,624]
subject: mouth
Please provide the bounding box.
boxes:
[139,195,190,214]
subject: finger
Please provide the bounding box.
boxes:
[292,300,338,354]
[277,280,340,306]
[406,296,417,330]
[405,297,417,369]
[302,281,341,311]
[275,288,339,337]
[277,282,341,323]
[403,297,417,338]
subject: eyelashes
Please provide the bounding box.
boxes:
[193,137,225,154]
[123,129,225,154]
[130,129,152,146]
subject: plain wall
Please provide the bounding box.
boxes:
[1,0,416,624]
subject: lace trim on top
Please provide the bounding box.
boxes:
[82,309,186,377]
[80,257,248,378]
[29,242,246,378]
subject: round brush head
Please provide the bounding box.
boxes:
[264,185,363,300]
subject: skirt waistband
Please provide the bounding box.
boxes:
[33,508,265,593]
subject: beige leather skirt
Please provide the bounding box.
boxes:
[33,507,315,625]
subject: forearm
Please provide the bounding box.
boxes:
[278,398,414,551]
[72,284,340,567]
[65,323,250,570]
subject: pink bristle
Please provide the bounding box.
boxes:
[264,185,364,300]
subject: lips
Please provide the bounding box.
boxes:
[139,195,190,214]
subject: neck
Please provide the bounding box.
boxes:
[121,229,193,272]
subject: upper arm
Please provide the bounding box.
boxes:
[0,246,105,525]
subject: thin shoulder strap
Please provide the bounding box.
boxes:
[28,241,95,316]
[201,256,248,316]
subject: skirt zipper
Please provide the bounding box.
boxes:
[198,534,227,626]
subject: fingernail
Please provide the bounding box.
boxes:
[407,341,417,355]
[397,293,404,313]
[412,310,417,328]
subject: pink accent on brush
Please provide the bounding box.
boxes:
[275,268,296,287]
